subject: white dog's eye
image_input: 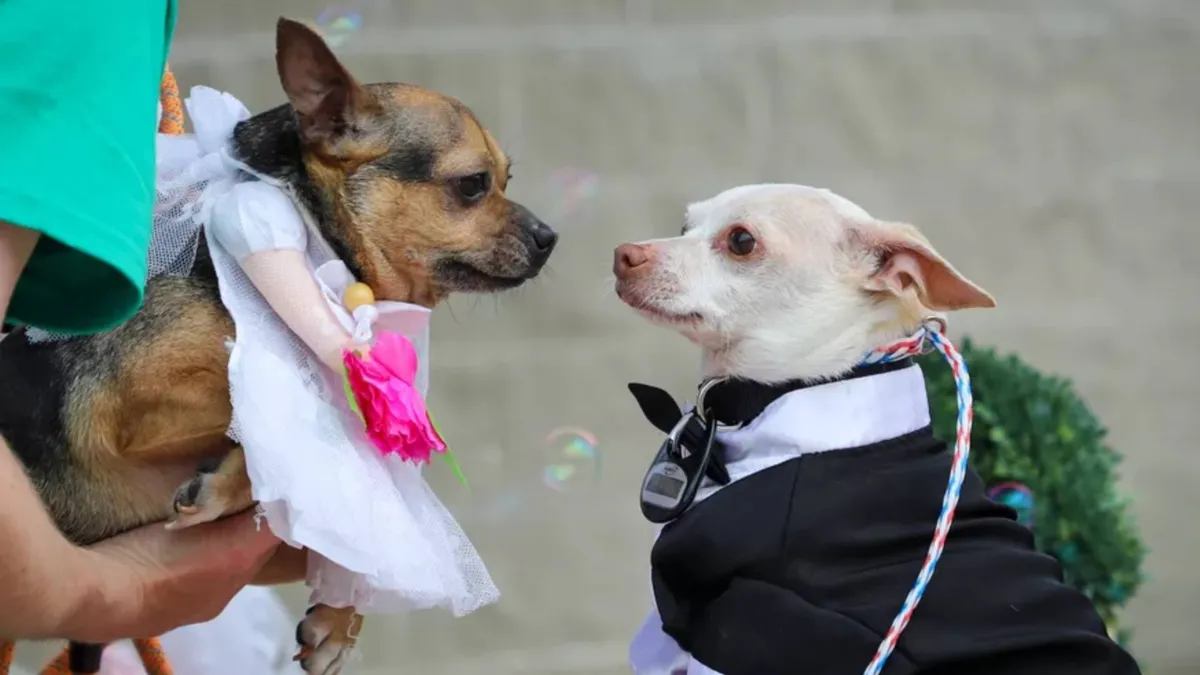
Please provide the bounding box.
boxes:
[727,226,757,256]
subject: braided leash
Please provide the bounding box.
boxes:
[0,644,12,674]
[859,319,974,675]
[0,67,183,675]
[0,637,173,675]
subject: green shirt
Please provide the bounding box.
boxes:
[0,0,178,334]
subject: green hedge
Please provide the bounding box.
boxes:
[918,338,1146,645]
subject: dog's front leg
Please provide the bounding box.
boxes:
[296,604,362,675]
[166,448,365,675]
[169,458,362,675]
[166,445,254,530]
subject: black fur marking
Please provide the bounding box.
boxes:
[229,104,367,283]
[184,475,203,504]
[375,146,436,183]
[195,454,223,474]
[230,105,308,187]
[0,272,228,544]
[190,233,218,284]
[0,333,71,483]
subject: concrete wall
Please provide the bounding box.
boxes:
[73,1,1200,673]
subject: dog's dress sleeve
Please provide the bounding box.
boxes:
[209,181,353,370]
[209,181,307,261]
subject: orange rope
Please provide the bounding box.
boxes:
[22,639,174,675]
[0,67,182,675]
[158,66,185,135]
[37,650,68,675]
[132,639,173,675]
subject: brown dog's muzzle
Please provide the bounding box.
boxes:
[433,201,558,293]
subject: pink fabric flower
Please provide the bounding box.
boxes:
[343,331,446,463]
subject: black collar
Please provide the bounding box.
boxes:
[629,357,918,523]
[628,358,914,437]
[700,358,914,427]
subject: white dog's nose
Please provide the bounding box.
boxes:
[613,243,651,278]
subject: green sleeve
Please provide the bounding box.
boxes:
[0,0,177,334]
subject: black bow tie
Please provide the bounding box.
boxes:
[626,382,733,488]
[629,358,914,432]
[627,358,914,523]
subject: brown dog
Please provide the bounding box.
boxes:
[0,17,556,675]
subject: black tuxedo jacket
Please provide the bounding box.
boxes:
[651,427,1141,675]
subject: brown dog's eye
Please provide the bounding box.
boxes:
[454,172,491,204]
[727,227,756,256]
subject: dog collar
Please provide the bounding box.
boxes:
[697,358,914,427]
[627,357,914,439]
[629,357,914,523]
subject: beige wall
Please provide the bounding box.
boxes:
[38,2,1200,673]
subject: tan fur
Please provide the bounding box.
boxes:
[289,79,518,309]
[167,445,255,530]
[24,277,237,544]
[296,606,363,673]
[91,313,234,464]
[331,105,514,306]
[2,18,555,675]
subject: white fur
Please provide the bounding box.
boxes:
[614,184,984,383]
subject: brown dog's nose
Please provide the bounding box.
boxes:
[613,243,651,278]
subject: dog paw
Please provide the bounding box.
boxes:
[295,605,361,675]
[166,472,233,530]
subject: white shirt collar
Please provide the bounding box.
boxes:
[696,363,931,504]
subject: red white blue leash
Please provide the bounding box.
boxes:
[858,318,974,675]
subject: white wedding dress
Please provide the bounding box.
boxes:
[146,86,498,616]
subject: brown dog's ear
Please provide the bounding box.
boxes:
[857,221,996,312]
[275,17,372,146]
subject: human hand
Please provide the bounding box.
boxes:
[251,544,309,586]
[59,510,280,643]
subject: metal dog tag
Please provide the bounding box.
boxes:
[640,414,719,523]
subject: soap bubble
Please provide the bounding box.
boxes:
[986,481,1035,530]
[545,168,601,222]
[541,427,600,492]
[314,4,364,47]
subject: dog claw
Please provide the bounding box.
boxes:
[296,606,360,675]
[167,473,225,530]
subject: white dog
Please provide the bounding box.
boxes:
[615,184,1139,675]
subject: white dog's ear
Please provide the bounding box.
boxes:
[856,221,996,312]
